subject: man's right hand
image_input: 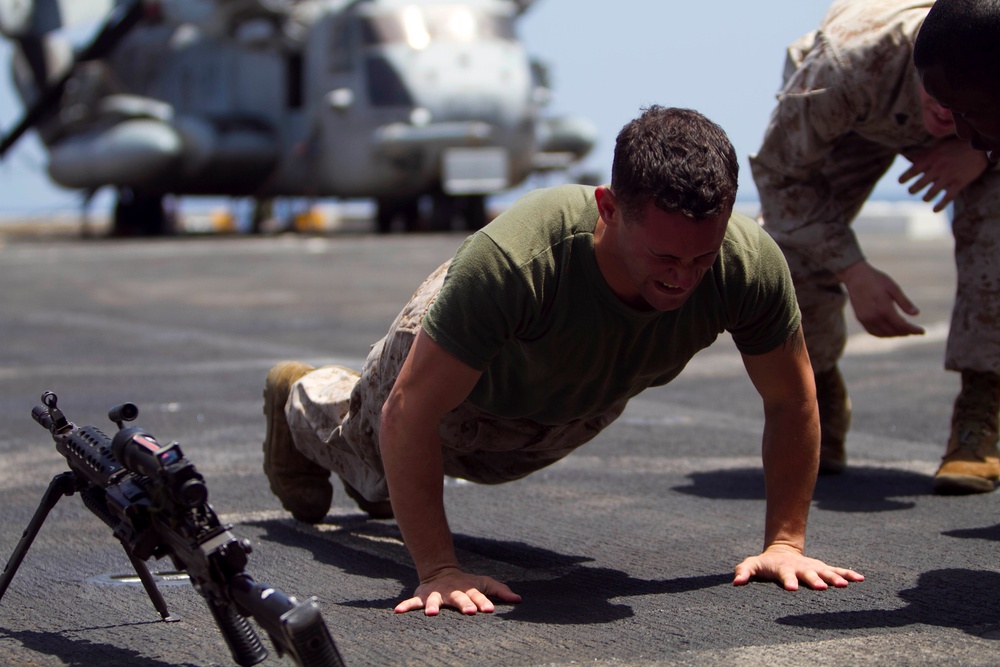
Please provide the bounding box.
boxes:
[837,260,925,337]
[394,567,522,616]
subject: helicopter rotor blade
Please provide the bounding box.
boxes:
[0,0,146,157]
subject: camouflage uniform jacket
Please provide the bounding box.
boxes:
[750,0,935,274]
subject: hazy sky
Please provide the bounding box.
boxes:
[0,0,917,216]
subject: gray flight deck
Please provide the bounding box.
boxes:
[0,221,997,667]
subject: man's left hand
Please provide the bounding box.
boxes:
[733,544,865,590]
[900,138,989,212]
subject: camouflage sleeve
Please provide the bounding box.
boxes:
[749,32,868,273]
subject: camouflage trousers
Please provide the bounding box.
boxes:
[785,168,1000,375]
[284,261,627,502]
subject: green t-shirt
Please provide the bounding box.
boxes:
[422,184,801,425]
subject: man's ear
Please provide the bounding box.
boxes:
[595,186,619,227]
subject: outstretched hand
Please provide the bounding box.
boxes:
[838,260,924,337]
[900,139,989,212]
[394,567,522,616]
[733,544,865,591]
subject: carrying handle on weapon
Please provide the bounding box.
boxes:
[1,1,148,157]
[208,598,269,667]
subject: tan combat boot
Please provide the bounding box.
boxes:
[263,361,333,522]
[815,366,852,475]
[933,370,1000,495]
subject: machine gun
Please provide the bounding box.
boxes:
[0,392,346,667]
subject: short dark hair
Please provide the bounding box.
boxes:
[914,0,1000,85]
[610,106,738,221]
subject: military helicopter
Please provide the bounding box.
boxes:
[0,0,596,235]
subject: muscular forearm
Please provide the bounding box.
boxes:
[380,405,460,581]
[760,401,819,551]
[378,330,519,614]
[735,332,864,590]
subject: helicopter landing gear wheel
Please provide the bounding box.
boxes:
[112,188,173,237]
[429,193,487,231]
[375,198,420,233]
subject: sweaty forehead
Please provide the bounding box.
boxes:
[642,209,728,258]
